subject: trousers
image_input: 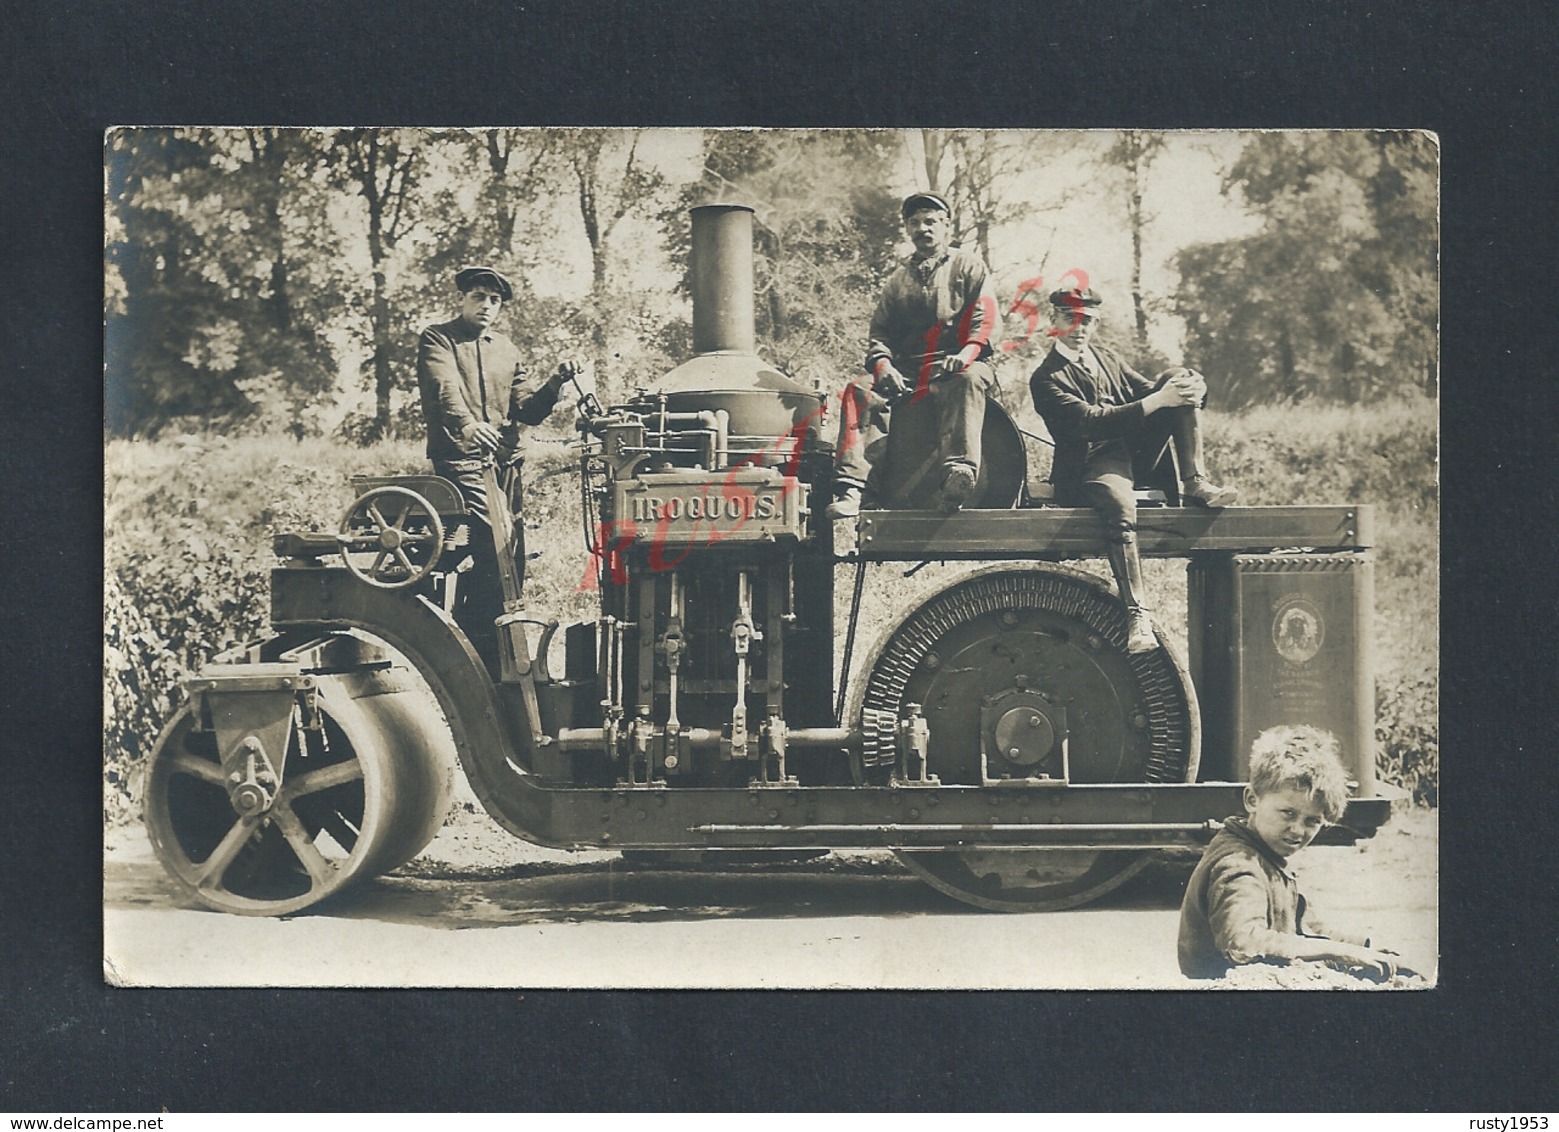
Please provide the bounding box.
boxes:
[834,359,995,493]
[1060,402,1203,533]
[434,459,527,672]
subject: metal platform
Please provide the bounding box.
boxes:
[847,504,1373,560]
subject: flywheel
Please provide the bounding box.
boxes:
[848,564,1200,911]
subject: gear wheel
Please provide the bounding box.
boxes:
[858,564,1197,786]
[859,707,900,771]
[846,564,1201,911]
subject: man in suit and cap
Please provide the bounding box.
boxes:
[826,191,998,518]
[416,264,583,670]
[1028,286,1235,653]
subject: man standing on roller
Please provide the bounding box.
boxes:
[826,191,998,518]
[416,264,583,671]
[1029,286,1236,654]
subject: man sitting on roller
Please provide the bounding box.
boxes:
[1028,287,1235,654]
[826,191,998,518]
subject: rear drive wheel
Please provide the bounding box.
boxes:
[850,565,1199,912]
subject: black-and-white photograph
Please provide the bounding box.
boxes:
[102,127,1438,989]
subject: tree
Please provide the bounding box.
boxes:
[105,128,333,436]
[1172,131,1438,407]
[1100,130,1167,348]
[326,129,424,438]
[553,130,669,355]
[910,129,1086,274]
[418,129,557,282]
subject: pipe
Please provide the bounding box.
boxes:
[664,572,684,731]
[690,204,757,355]
[686,822,1219,849]
[553,725,860,752]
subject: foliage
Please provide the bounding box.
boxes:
[104,127,677,441]
[105,128,338,436]
[1200,396,1438,513]
[1173,131,1438,408]
[1098,130,1166,347]
[1376,675,1438,807]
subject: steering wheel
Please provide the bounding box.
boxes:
[336,485,446,590]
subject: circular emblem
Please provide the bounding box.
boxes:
[1272,597,1325,664]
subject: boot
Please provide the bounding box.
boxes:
[1181,474,1237,508]
[1167,407,1237,508]
[1105,532,1158,654]
[1123,607,1158,655]
[826,484,863,520]
[938,464,977,512]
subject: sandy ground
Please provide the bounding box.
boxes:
[102,799,1437,990]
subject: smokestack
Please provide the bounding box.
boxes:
[652,203,824,454]
[689,204,757,355]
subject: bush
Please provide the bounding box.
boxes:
[1204,397,1438,513]
[1375,673,1439,807]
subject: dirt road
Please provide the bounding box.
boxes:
[103,805,1437,990]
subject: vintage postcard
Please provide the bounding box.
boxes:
[103,127,1438,988]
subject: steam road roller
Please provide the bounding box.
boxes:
[143,205,1397,915]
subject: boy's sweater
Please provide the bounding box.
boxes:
[1177,816,1363,979]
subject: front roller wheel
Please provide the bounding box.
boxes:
[144,667,456,916]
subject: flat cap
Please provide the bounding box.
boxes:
[1048,286,1104,310]
[901,191,951,218]
[454,265,514,302]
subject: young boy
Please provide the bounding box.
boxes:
[1177,725,1401,981]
